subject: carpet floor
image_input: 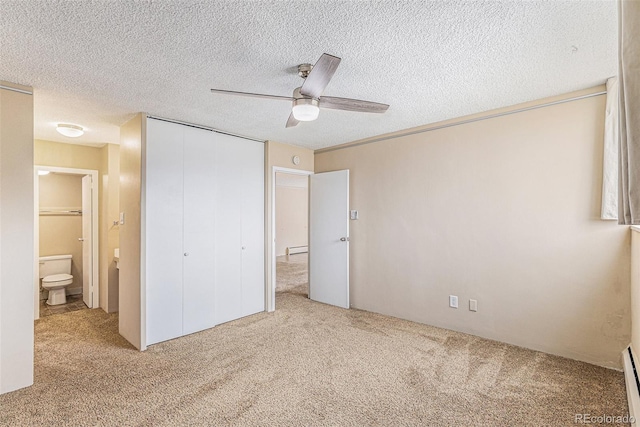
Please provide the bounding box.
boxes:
[0,289,629,426]
[276,253,308,296]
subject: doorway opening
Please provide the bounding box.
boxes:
[271,167,312,310]
[34,166,99,319]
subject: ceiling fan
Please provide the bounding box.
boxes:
[210,53,390,128]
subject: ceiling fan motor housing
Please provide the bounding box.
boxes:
[292,87,314,100]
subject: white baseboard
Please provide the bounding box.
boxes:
[622,346,640,422]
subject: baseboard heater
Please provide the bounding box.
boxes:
[286,246,308,255]
[623,346,640,422]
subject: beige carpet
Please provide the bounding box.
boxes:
[0,290,629,426]
[276,253,308,295]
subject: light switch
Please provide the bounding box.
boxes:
[350,210,359,220]
[120,212,125,225]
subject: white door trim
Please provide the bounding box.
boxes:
[33,165,99,319]
[268,166,313,312]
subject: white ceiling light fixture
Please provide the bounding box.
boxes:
[56,123,84,138]
[292,98,320,122]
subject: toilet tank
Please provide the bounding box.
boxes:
[39,254,72,278]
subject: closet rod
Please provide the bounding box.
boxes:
[316,90,607,154]
[147,115,265,143]
[0,84,32,95]
[39,209,82,215]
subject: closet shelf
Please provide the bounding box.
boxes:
[39,208,82,216]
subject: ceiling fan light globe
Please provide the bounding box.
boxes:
[292,98,320,122]
[292,104,319,121]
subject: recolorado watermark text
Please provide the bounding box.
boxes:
[575,413,635,424]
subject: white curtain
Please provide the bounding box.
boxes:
[618,0,640,224]
[602,77,619,220]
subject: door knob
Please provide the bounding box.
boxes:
[78,238,85,241]
[242,246,246,250]
[184,253,189,256]
[340,237,349,242]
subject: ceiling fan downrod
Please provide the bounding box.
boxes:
[297,63,313,79]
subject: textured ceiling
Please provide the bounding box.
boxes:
[0,1,617,149]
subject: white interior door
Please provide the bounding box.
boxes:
[214,133,244,325]
[240,139,265,316]
[309,170,350,309]
[81,175,92,308]
[145,119,184,345]
[183,127,217,335]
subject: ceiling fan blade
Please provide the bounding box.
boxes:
[211,88,294,102]
[286,112,299,128]
[320,96,389,113]
[300,53,341,99]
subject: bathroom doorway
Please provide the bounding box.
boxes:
[33,166,99,319]
[271,168,312,310]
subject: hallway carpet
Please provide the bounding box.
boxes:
[0,292,628,426]
[276,253,308,295]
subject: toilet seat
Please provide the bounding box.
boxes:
[42,274,73,288]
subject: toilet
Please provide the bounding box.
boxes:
[39,255,74,305]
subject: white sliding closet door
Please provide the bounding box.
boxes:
[183,127,217,335]
[145,119,184,345]
[241,139,265,316]
[145,117,265,346]
[214,134,244,325]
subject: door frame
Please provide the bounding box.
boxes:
[33,165,99,319]
[268,166,313,312]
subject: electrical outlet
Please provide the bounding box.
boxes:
[469,299,478,312]
[350,210,359,220]
[449,295,458,309]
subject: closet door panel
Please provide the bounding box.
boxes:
[214,134,243,325]
[145,119,184,345]
[183,127,217,335]
[241,140,265,316]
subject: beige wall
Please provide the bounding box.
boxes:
[35,140,103,171]
[0,82,34,393]
[275,179,308,256]
[267,140,315,172]
[315,88,630,369]
[119,113,144,349]
[265,141,314,310]
[39,173,83,296]
[35,139,120,312]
